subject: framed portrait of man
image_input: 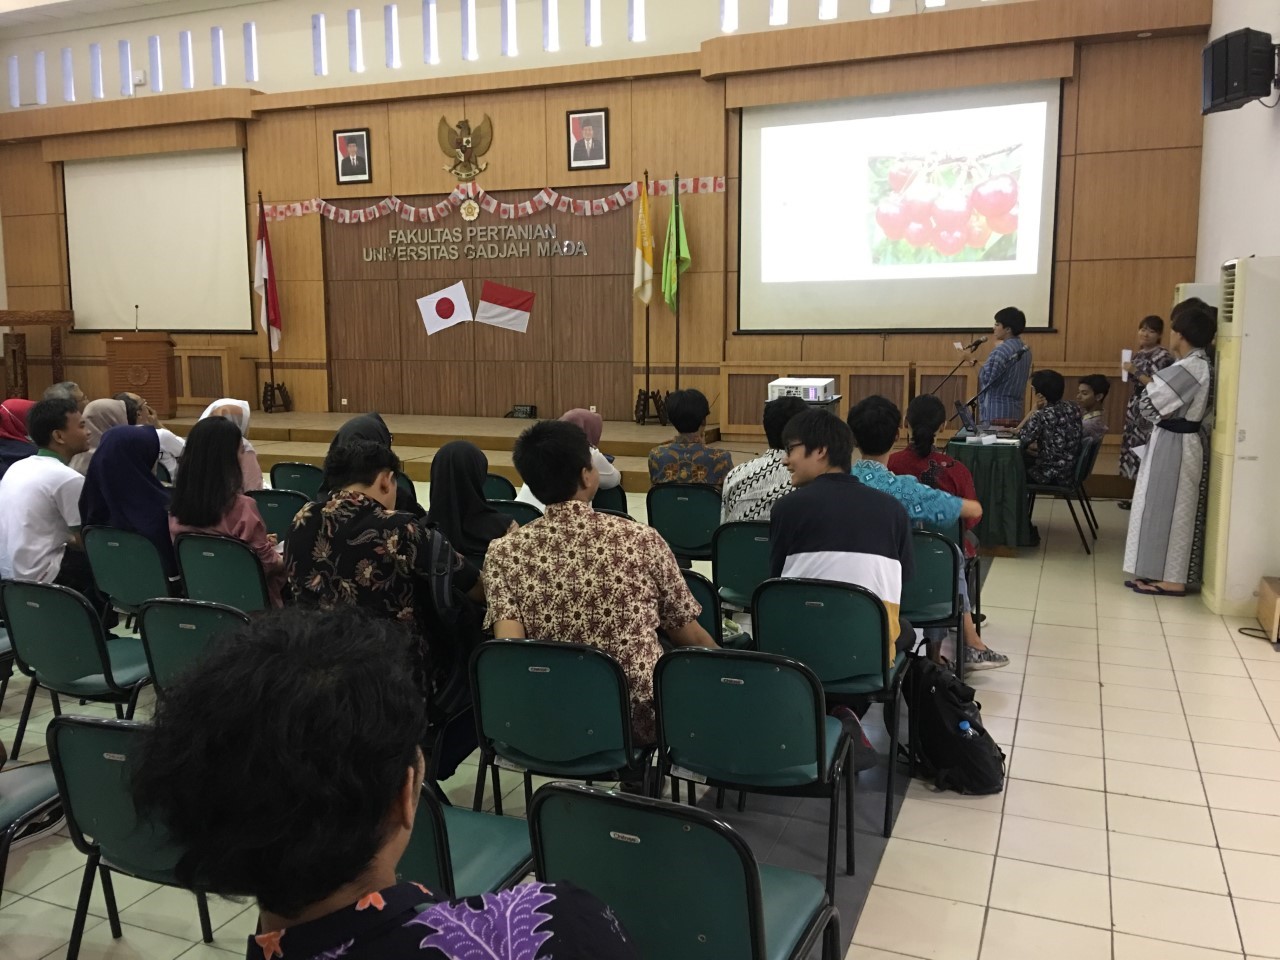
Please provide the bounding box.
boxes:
[566,109,609,171]
[334,128,372,184]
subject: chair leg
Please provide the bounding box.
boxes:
[1063,496,1091,555]
[523,771,534,815]
[822,910,841,960]
[685,779,697,807]
[0,666,10,710]
[114,702,125,720]
[67,854,99,960]
[99,865,122,938]
[124,683,145,719]
[50,690,62,717]
[885,691,901,838]
[491,766,504,816]
[0,830,14,906]
[472,756,488,813]
[736,790,747,812]
[196,891,215,943]
[670,777,681,803]
[714,787,725,809]
[10,679,39,761]
[845,751,855,875]
[825,773,840,900]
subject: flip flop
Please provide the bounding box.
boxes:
[1130,582,1187,597]
[1123,579,1155,588]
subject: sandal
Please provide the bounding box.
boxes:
[1130,582,1187,597]
[1123,578,1155,589]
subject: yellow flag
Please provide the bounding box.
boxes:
[633,182,654,305]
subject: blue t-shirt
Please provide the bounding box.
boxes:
[852,459,963,527]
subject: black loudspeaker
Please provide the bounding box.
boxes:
[1203,28,1276,115]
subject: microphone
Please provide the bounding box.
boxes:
[964,336,989,352]
[1013,346,1028,359]
[134,304,140,333]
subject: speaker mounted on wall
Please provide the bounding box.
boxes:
[1203,27,1278,115]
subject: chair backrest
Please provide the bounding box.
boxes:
[247,489,310,540]
[397,788,455,897]
[82,526,172,611]
[155,462,172,485]
[138,598,249,693]
[645,483,722,557]
[174,533,271,613]
[1078,435,1102,484]
[752,578,893,689]
[269,461,324,499]
[680,569,723,645]
[47,716,189,884]
[900,529,962,624]
[470,639,632,767]
[591,483,628,513]
[712,521,772,603]
[0,580,117,692]
[655,649,832,786]
[482,473,517,500]
[596,508,635,522]
[530,784,768,960]
[487,499,542,527]
[395,471,416,500]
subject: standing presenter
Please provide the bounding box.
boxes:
[976,306,1033,424]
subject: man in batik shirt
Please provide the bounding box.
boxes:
[647,388,734,489]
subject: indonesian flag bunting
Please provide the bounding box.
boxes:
[417,281,472,336]
[474,281,535,334]
[633,177,654,305]
[254,203,282,353]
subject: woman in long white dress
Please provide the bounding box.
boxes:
[1123,302,1217,597]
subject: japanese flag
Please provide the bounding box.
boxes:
[417,281,473,336]
[474,281,535,334]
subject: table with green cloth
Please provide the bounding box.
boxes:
[945,437,1036,550]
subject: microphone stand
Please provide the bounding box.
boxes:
[954,349,1028,423]
[928,349,977,398]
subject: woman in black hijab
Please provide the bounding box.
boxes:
[426,440,515,562]
[321,413,423,516]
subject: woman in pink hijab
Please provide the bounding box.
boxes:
[68,398,129,475]
[515,408,621,510]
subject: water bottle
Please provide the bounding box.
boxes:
[958,720,979,739]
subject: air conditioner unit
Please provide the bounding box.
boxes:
[1201,257,1280,616]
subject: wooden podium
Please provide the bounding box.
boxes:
[102,333,177,418]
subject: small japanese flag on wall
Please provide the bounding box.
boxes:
[417,281,473,336]
[474,281,535,334]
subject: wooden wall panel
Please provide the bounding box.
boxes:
[402,361,477,416]
[5,285,68,311]
[543,82,633,188]
[728,373,779,426]
[1066,258,1196,362]
[553,275,631,362]
[273,282,328,358]
[1075,36,1206,154]
[462,89,548,191]
[1071,148,1201,261]
[0,143,62,216]
[1060,72,1080,157]
[313,104,392,200]
[545,186,633,277]
[632,76,726,181]
[554,361,631,421]
[327,280,401,361]
[2,215,67,288]
[637,271,723,365]
[323,201,399,281]
[247,111,320,202]
[723,334,801,361]
[257,369,329,415]
[800,335,882,362]
[387,97,467,197]
[244,206,324,282]
[0,88,254,141]
[474,361,557,418]
[330,359,405,413]
[1055,156,1075,261]
[42,121,244,163]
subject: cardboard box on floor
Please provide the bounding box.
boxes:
[1259,577,1280,643]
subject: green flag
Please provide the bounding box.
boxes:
[661,192,690,313]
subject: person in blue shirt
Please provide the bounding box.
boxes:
[976,306,1033,424]
[848,396,1009,671]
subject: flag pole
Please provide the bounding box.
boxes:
[643,171,653,422]
[257,191,278,411]
[673,171,682,392]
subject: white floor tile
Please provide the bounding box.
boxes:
[1104,759,1207,805]
[852,886,986,960]
[1194,743,1280,781]
[987,858,1111,929]
[1104,731,1199,770]
[73,918,197,960]
[1176,672,1259,698]
[1103,704,1191,739]
[1202,773,1279,815]
[873,838,993,906]
[1162,619,1233,640]
[1187,716,1280,751]
[1183,693,1271,723]
[1111,878,1240,953]
[889,799,1003,855]
[1009,746,1104,791]
[1028,623,1099,646]
[1221,849,1280,904]
[1101,685,1185,715]
[1101,662,1180,691]
[1002,778,1107,830]
[0,896,91,960]
[1113,933,1244,960]
[1033,601,1098,630]
[904,778,1005,814]
[1,835,85,896]
[997,814,1108,873]
[1097,614,1161,634]
[1233,897,1280,959]
[978,910,1111,960]
[973,690,1019,719]
[1172,653,1249,678]
[1211,809,1280,856]
[981,715,1016,745]
[1023,656,1099,682]
[1014,720,1103,758]
[1106,793,1218,846]
[119,887,246,942]
[1027,639,1099,663]
[1099,646,1171,668]
[1244,659,1280,682]
[1021,676,1100,704]
[1017,695,1102,729]
[1108,832,1229,894]
[1099,629,1168,652]
[846,947,932,960]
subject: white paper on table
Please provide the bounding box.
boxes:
[1121,348,1133,382]
[1131,443,1147,462]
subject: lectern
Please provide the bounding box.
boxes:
[102,333,177,418]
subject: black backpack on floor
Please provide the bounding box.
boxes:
[903,657,1006,795]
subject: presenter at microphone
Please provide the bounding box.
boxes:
[974,306,1033,423]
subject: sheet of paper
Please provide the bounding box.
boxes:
[1121,348,1133,382]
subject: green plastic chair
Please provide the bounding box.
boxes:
[0,761,61,905]
[482,473,517,500]
[592,482,628,514]
[83,526,174,615]
[712,520,772,609]
[530,783,840,960]
[680,569,724,647]
[397,787,532,899]
[752,577,907,838]
[247,489,309,540]
[175,533,271,613]
[1077,435,1104,534]
[1027,437,1097,554]
[901,529,965,680]
[487,499,542,527]
[0,625,13,713]
[137,599,250,694]
[47,717,214,959]
[269,461,324,499]
[469,639,655,814]
[596,508,635,521]
[655,648,854,896]
[645,483,722,561]
[0,580,151,762]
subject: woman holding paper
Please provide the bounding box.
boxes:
[1118,315,1176,504]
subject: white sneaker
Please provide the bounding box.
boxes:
[963,647,1010,671]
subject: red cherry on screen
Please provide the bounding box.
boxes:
[888,161,916,194]
[933,227,967,257]
[986,207,1020,235]
[971,175,1019,219]
[875,195,909,241]
[931,190,972,232]
[905,221,930,248]
[967,218,992,249]
[903,183,939,224]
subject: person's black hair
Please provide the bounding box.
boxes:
[994,306,1027,336]
[131,607,427,918]
[322,439,400,493]
[762,396,810,450]
[905,394,947,458]
[846,395,901,458]
[1171,299,1218,348]
[666,388,711,434]
[780,409,854,472]
[1078,374,1110,399]
[27,398,78,449]
[512,419,592,505]
[169,416,244,528]
[1031,369,1066,404]
[1139,315,1165,336]
[113,392,140,425]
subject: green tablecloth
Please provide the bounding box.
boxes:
[946,438,1035,550]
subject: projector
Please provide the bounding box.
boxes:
[768,378,836,402]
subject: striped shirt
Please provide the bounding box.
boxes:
[978,336,1032,422]
[768,472,914,646]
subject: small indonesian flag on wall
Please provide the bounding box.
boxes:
[416,281,473,336]
[474,281,535,334]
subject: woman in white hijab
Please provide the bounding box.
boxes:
[198,398,264,491]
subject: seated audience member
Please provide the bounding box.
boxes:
[198,398,264,491]
[0,398,37,481]
[647,388,733,489]
[721,395,809,523]
[850,396,1007,670]
[889,395,981,554]
[322,412,421,514]
[426,440,516,561]
[42,380,86,411]
[1076,374,1111,442]
[115,391,184,479]
[169,416,286,606]
[1017,370,1084,486]
[68,398,128,476]
[80,425,178,578]
[517,408,621,510]
[0,398,110,618]
[484,420,716,745]
[130,607,640,960]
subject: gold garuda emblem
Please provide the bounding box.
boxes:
[438,115,493,182]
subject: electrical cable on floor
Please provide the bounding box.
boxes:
[1238,626,1273,641]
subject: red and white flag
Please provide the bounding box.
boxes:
[254,203,282,352]
[417,281,473,336]
[474,281,535,334]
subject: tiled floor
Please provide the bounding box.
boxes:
[4,492,1279,960]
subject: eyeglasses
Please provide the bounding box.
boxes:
[784,441,807,456]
